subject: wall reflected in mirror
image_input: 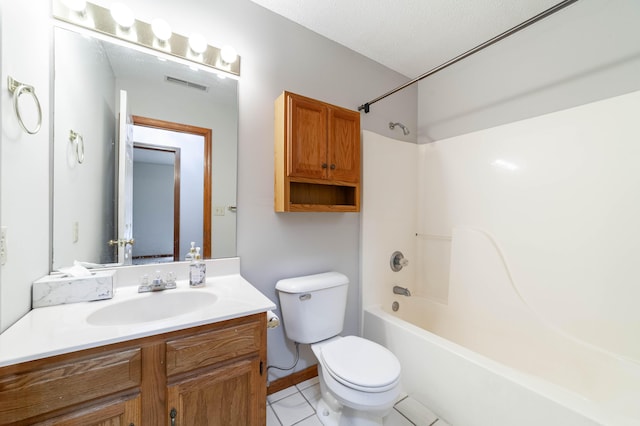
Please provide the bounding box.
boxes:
[52,26,238,271]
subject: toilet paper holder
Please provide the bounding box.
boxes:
[267,310,280,329]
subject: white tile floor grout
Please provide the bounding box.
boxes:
[266,377,450,426]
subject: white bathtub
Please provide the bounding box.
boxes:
[363,299,640,426]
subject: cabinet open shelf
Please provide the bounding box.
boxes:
[288,181,359,212]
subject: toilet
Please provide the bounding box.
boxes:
[276,272,401,426]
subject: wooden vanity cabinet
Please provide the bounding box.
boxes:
[0,313,267,426]
[275,91,361,212]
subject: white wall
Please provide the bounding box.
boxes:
[0,0,50,331]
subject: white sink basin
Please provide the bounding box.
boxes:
[87,290,218,326]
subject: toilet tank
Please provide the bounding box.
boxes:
[275,272,349,344]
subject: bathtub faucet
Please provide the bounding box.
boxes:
[393,285,411,297]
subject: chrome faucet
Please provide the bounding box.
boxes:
[138,271,177,293]
[393,285,411,297]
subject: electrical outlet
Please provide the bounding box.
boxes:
[0,226,7,266]
[214,206,226,216]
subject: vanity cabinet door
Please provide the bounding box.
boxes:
[33,394,141,426]
[166,357,263,426]
[165,314,267,426]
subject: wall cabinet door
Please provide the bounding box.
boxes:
[166,358,263,426]
[328,107,360,183]
[288,94,328,180]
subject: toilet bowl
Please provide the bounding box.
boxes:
[275,272,402,425]
[311,336,401,425]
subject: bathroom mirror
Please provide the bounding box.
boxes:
[52,26,238,270]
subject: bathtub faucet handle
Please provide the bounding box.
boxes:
[390,251,408,272]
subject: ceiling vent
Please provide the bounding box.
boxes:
[165,75,208,92]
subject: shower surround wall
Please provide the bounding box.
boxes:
[419,90,640,361]
[361,90,640,424]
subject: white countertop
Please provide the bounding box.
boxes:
[0,264,276,367]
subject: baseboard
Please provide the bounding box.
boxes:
[267,364,318,395]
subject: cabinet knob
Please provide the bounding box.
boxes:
[321,163,328,169]
[330,164,336,170]
[170,408,177,426]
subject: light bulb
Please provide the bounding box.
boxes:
[151,18,172,42]
[220,45,237,64]
[110,3,134,29]
[62,0,86,12]
[189,33,207,54]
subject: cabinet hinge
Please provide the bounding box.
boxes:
[260,361,264,375]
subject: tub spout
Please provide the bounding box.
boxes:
[393,285,411,297]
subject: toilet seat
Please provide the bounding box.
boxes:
[319,336,401,393]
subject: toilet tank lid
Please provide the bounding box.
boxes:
[276,272,348,293]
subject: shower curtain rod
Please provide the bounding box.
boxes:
[357,0,580,113]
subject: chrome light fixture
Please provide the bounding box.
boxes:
[52,0,241,77]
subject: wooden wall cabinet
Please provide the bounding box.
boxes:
[275,91,361,212]
[0,313,266,426]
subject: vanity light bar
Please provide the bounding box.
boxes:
[52,0,241,77]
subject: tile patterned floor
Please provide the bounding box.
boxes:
[266,377,450,426]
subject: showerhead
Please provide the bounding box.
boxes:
[389,122,410,136]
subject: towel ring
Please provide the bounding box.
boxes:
[69,130,85,164]
[8,76,42,135]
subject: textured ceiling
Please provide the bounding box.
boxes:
[249,0,562,77]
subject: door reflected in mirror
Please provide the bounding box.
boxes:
[132,117,210,264]
[52,26,238,271]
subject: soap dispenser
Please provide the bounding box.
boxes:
[189,247,206,287]
[185,242,196,261]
